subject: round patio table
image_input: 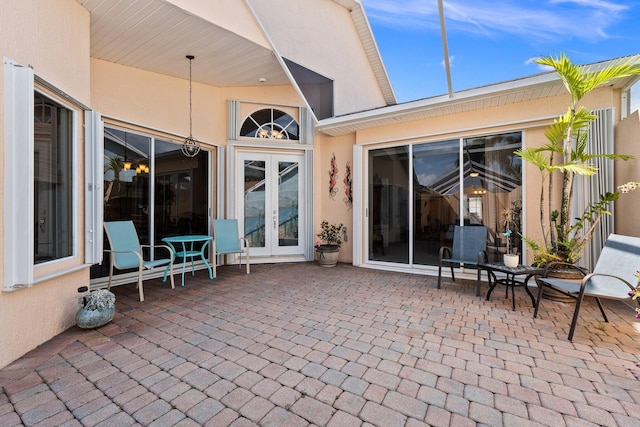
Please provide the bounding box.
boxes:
[162,235,213,286]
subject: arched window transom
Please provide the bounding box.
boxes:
[240,108,299,141]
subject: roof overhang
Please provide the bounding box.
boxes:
[78,0,291,87]
[317,55,640,137]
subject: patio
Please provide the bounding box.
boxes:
[1,263,639,426]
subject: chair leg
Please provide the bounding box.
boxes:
[450,265,455,282]
[107,263,114,290]
[533,281,545,318]
[245,251,250,274]
[595,298,609,323]
[568,292,587,341]
[168,262,175,289]
[138,269,144,302]
[437,264,442,289]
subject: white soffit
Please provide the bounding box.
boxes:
[78,0,291,86]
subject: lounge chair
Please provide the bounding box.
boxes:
[533,233,640,341]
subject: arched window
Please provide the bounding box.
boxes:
[240,108,299,141]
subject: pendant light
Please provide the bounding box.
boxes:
[182,55,201,157]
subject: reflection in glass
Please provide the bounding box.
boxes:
[464,133,522,263]
[278,162,299,246]
[92,128,211,280]
[244,160,266,248]
[412,140,460,266]
[368,146,410,263]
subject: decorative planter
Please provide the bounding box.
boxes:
[316,244,340,267]
[76,306,116,329]
[503,254,519,268]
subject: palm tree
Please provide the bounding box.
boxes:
[104,156,124,204]
[516,54,640,265]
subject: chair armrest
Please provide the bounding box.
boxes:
[478,250,488,264]
[140,244,174,258]
[240,237,249,248]
[581,272,636,291]
[542,262,589,278]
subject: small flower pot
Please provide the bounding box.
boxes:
[76,306,116,329]
[503,254,519,268]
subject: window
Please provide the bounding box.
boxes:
[3,58,89,290]
[240,108,299,140]
[34,93,74,263]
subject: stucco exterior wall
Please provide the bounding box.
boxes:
[91,59,303,146]
[314,133,355,263]
[248,0,387,116]
[0,0,91,369]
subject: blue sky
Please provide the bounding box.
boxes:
[362,0,640,103]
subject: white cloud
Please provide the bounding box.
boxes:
[361,0,628,42]
[524,57,555,71]
[441,55,455,68]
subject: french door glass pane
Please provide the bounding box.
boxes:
[368,146,410,263]
[412,140,460,265]
[244,160,266,248]
[278,161,299,247]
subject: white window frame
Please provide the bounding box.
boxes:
[3,58,101,290]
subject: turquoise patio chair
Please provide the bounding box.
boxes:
[104,220,175,302]
[534,233,640,341]
[438,225,488,297]
[213,219,250,277]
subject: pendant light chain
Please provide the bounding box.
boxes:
[182,54,200,157]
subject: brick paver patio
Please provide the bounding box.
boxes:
[1,262,639,426]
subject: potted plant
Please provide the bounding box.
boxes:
[515,54,640,268]
[315,220,343,267]
[76,287,116,329]
[502,207,519,268]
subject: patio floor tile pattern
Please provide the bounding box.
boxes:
[1,262,640,426]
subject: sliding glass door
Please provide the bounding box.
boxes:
[91,127,212,281]
[367,132,522,267]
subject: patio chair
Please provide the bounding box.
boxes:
[104,220,175,302]
[438,225,488,296]
[533,233,640,341]
[213,219,250,277]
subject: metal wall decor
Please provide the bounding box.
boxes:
[182,55,201,157]
[329,153,338,199]
[343,160,352,207]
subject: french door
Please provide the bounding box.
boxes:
[237,151,305,258]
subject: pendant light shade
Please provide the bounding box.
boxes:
[182,55,201,157]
